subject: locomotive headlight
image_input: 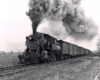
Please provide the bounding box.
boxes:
[29,37,32,40]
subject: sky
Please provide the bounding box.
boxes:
[0,0,100,52]
[81,0,100,25]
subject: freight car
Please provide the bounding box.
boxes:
[18,32,92,64]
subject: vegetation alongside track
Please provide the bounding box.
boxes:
[0,53,19,67]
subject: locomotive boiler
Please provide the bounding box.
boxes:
[18,32,92,64]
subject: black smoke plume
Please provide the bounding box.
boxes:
[27,0,99,50]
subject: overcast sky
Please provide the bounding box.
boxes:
[0,0,100,52]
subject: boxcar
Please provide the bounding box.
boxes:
[85,49,88,54]
[88,50,92,54]
[78,47,81,56]
[76,46,79,56]
[81,47,84,55]
[73,45,77,56]
[61,41,69,54]
[69,43,74,56]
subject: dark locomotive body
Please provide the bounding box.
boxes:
[18,32,92,64]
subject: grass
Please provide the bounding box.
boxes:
[0,53,19,67]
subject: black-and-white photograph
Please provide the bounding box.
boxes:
[0,0,100,80]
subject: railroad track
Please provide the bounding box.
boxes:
[0,55,91,77]
[0,64,26,71]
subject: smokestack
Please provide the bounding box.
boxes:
[32,22,39,34]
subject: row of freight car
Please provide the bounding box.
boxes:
[58,40,92,57]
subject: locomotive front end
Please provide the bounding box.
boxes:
[18,33,43,64]
[26,34,40,50]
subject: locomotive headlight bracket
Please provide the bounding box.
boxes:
[26,36,28,40]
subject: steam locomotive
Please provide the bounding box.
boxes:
[18,32,92,64]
